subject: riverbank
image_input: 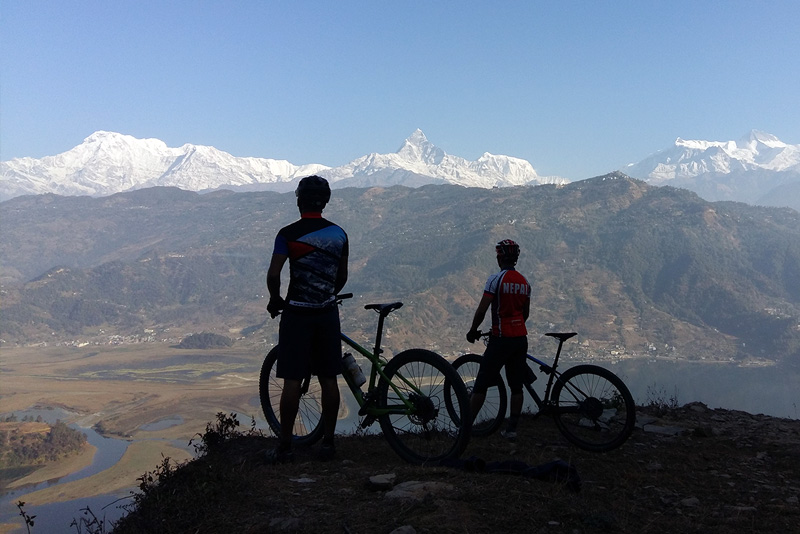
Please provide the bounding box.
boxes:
[4,442,97,490]
[15,440,192,506]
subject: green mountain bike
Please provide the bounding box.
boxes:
[452,332,635,452]
[259,294,471,464]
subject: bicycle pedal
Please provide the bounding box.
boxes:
[360,415,376,428]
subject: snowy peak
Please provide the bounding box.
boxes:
[620,131,800,209]
[396,129,445,165]
[624,131,800,183]
[320,130,563,189]
[738,129,784,149]
[0,132,330,200]
[1,130,563,200]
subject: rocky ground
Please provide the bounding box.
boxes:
[111,403,800,534]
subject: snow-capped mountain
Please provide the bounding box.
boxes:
[322,129,561,189]
[0,130,563,201]
[0,131,328,201]
[621,131,800,209]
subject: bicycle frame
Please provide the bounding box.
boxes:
[336,312,430,422]
[522,333,609,418]
[458,330,635,451]
[480,331,576,417]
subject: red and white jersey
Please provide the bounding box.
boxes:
[484,269,531,337]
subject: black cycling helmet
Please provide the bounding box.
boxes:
[496,239,520,262]
[295,175,331,208]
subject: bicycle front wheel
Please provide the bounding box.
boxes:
[377,349,471,464]
[551,364,635,452]
[451,354,507,436]
[259,346,324,447]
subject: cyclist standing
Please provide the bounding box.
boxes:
[466,239,531,440]
[266,175,349,462]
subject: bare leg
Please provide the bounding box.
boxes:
[318,375,340,444]
[279,378,302,448]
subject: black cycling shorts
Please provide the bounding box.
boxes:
[276,306,342,380]
[472,335,528,394]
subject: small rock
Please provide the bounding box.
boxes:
[290,477,315,483]
[385,480,455,501]
[686,402,708,412]
[368,473,397,491]
[389,526,416,534]
[636,416,659,428]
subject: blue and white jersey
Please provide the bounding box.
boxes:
[273,213,349,308]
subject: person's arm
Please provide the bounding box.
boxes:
[523,298,530,322]
[334,248,348,294]
[266,253,287,317]
[467,293,493,342]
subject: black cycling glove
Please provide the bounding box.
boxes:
[267,296,285,318]
[466,329,480,343]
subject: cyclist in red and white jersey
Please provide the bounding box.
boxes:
[466,239,531,440]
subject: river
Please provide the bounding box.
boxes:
[0,408,185,534]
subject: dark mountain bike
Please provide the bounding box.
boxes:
[259,294,471,464]
[451,332,635,452]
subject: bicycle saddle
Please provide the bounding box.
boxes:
[545,332,577,342]
[365,302,404,315]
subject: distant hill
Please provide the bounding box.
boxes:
[1,174,799,364]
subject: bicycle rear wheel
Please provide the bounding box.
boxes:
[259,346,324,447]
[551,364,635,452]
[450,354,507,436]
[377,349,471,464]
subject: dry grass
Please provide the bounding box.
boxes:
[112,404,800,534]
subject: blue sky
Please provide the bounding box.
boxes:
[2,1,798,180]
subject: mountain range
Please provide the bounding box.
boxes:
[0,130,563,201]
[2,175,799,364]
[3,130,798,209]
[622,130,800,209]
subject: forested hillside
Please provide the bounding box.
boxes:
[2,174,799,363]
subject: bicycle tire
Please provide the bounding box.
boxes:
[258,346,324,447]
[450,354,507,436]
[376,349,471,465]
[551,364,635,452]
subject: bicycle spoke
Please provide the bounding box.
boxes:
[259,346,324,446]
[552,364,635,452]
[450,354,506,436]
[378,349,470,464]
